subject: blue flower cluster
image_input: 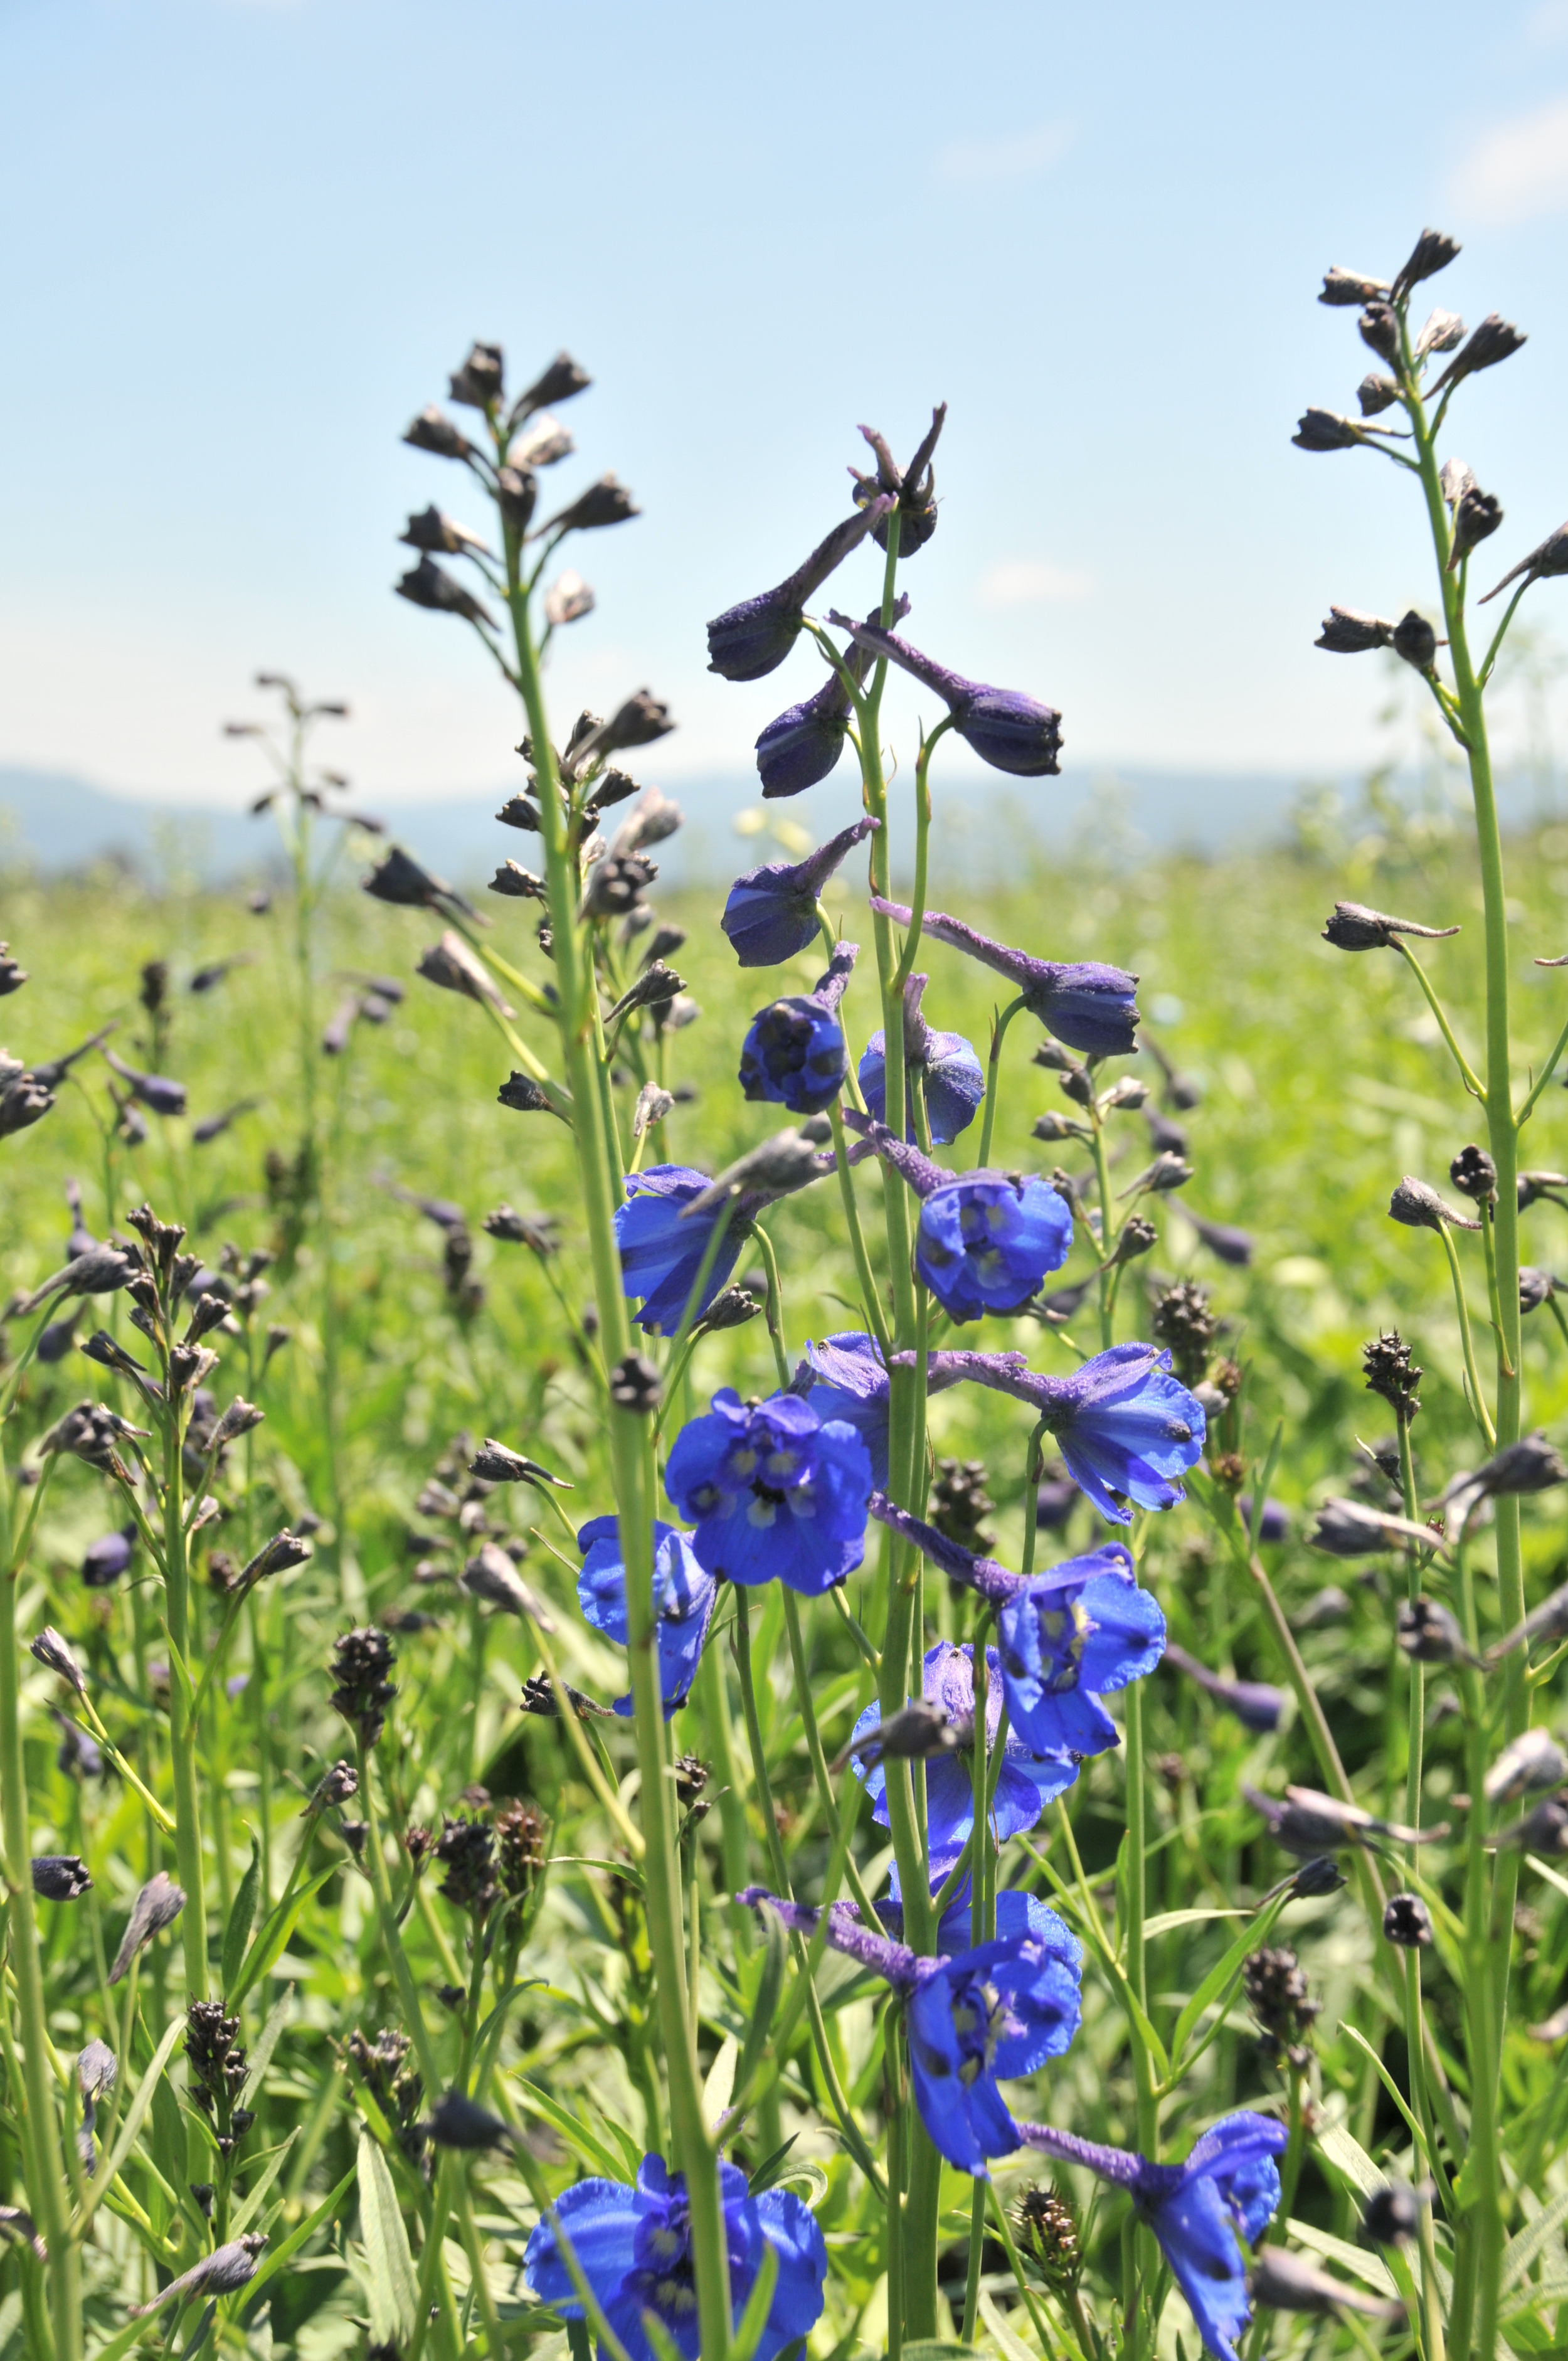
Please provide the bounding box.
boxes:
[664,1389,872,1594]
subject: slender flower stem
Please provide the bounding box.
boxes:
[827,1101,891,1358]
[1391,939,1485,1100]
[1438,1221,1496,1447]
[161,1403,206,2000]
[976,997,1029,1169]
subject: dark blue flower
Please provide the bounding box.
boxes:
[754,596,912,796]
[82,1525,135,1588]
[707,502,890,682]
[1018,2113,1286,2361]
[996,1546,1166,1756]
[870,898,1138,1058]
[524,2151,827,2361]
[664,1389,872,1594]
[864,1498,1166,1767]
[613,1166,746,1335]
[576,1516,718,1719]
[839,1114,1073,1324]
[739,1886,1082,2175]
[738,943,856,1117]
[829,615,1062,777]
[919,1342,1206,1524]
[851,1641,1079,1892]
[721,819,878,968]
[803,1331,891,1487]
[860,972,983,1146]
[1164,1642,1284,1732]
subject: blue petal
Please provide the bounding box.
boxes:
[1078,1571,1166,1692]
[524,2177,644,2316]
[1147,2175,1254,2361]
[751,2189,830,2357]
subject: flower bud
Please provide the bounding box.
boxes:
[1322,900,1459,951]
[427,2091,511,2150]
[1358,302,1400,363]
[400,507,490,558]
[489,860,547,900]
[539,474,638,534]
[495,793,541,832]
[1315,608,1394,655]
[1318,267,1391,307]
[508,351,590,427]
[1429,311,1526,396]
[1362,1329,1422,1423]
[447,341,503,409]
[511,411,575,468]
[497,1073,558,1115]
[608,1351,662,1413]
[403,405,472,462]
[1389,1175,1480,1232]
[1450,1143,1496,1202]
[1290,1855,1346,1898]
[580,853,657,921]
[1357,373,1400,417]
[1392,227,1460,299]
[1480,519,1568,607]
[497,465,537,531]
[1397,1595,1475,1666]
[33,1855,92,1901]
[1382,1892,1433,1948]
[0,945,27,995]
[395,556,494,629]
[416,931,514,1016]
[29,1628,86,1694]
[1484,1727,1567,1807]
[1292,408,1369,452]
[1392,610,1438,671]
[1449,487,1503,570]
[544,569,594,625]
[1521,1266,1557,1313]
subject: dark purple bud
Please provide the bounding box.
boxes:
[82,1525,135,1588]
[1248,2247,1405,2325]
[416,931,514,1017]
[1392,611,1438,671]
[364,846,460,910]
[1449,487,1503,570]
[497,1073,561,1115]
[870,899,1137,1056]
[1164,1642,1283,1732]
[0,1068,53,1136]
[538,474,638,535]
[1429,311,1525,396]
[400,506,492,558]
[109,1871,186,1980]
[507,351,591,429]
[447,341,504,408]
[102,1050,186,1118]
[850,405,946,556]
[1392,227,1460,299]
[32,1855,92,1901]
[1521,1267,1557,1313]
[707,501,892,682]
[1322,901,1459,952]
[427,2090,511,2150]
[829,615,1062,777]
[570,692,675,765]
[403,405,472,462]
[1357,373,1401,417]
[0,945,28,995]
[488,861,546,901]
[1315,607,1395,654]
[1480,519,1568,606]
[1397,1596,1477,1666]
[1362,2183,1422,2246]
[29,1627,85,1694]
[497,465,537,531]
[580,853,657,921]
[721,818,878,967]
[1318,266,1391,307]
[1292,407,1368,452]
[1185,1211,1253,1266]
[608,1351,662,1413]
[395,556,494,629]
[1358,302,1400,364]
[1389,1175,1480,1232]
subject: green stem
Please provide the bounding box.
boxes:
[161,1402,206,1999]
[1391,938,1485,1100]
[977,998,1028,1169]
[1438,1221,1496,1447]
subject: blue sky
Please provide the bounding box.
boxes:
[2,0,1567,810]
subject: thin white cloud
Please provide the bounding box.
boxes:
[935,119,1073,185]
[1451,93,1568,223]
[976,558,1091,607]
[1525,0,1568,45]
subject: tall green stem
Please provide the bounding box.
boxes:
[162,1409,206,1998]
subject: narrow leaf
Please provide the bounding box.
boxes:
[358,2129,420,2343]
[728,2240,778,2361]
[222,1830,262,1997]
[512,2076,628,2180]
[1504,2185,1568,2289]
[702,2034,739,2133]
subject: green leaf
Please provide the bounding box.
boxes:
[512,2076,629,2181]
[729,2239,778,2361]
[733,1897,788,2110]
[230,1864,336,2008]
[222,1829,262,1997]
[1284,2219,1400,2296]
[747,2136,799,2195]
[82,2013,186,2223]
[1505,2187,1568,2289]
[1313,2118,1384,2200]
[1170,1894,1286,2067]
[357,2128,420,2345]
[240,1985,294,2106]
[239,2165,356,2306]
[230,2130,298,2237]
[702,2034,739,2132]
[1143,1908,1249,1939]
[770,2160,829,2210]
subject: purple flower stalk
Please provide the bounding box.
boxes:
[739,1884,1082,2175]
[839,1112,1072,1322]
[905,1342,1206,1524]
[707,500,893,682]
[870,899,1139,1058]
[859,974,984,1146]
[828,613,1062,777]
[1163,1642,1284,1733]
[1017,2114,1286,2361]
[721,819,879,968]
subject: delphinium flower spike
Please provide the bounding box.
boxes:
[524,2151,828,2361]
[860,973,984,1145]
[839,1112,1072,1322]
[867,898,1138,1056]
[738,1887,1081,2173]
[1015,2114,1287,2361]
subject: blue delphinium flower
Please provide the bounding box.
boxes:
[914,1343,1206,1524]
[1164,1642,1284,1733]
[850,1640,1080,1891]
[755,598,909,797]
[739,1888,1082,2176]
[1017,2114,1287,2361]
[871,897,1139,1058]
[859,973,984,1146]
[613,1167,747,1335]
[829,613,1062,777]
[706,501,890,682]
[739,943,856,1117]
[866,1498,1166,1764]
[524,2151,827,2361]
[840,1113,1072,1322]
[721,817,878,968]
[802,1330,891,1486]
[664,1389,872,1593]
[576,1517,717,1719]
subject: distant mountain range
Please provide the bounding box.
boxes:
[0,761,1336,892]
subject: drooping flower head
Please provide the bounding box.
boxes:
[840,1112,1072,1322]
[871,898,1139,1058]
[738,943,856,1118]
[755,597,910,798]
[829,614,1062,776]
[1017,2113,1286,2361]
[1163,1642,1284,1732]
[721,818,879,968]
[866,1499,1165,1765]
[707,501,891,682]
[850,1640,1081,1891]
[664,1389,872,1594]
[913,1342,1206,1524]
[613,1167,748,1335]
[524,2152,827,2361]
[740,1886,1082,2175]
[576,1516,718,1719]
[860,973,984,1146]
